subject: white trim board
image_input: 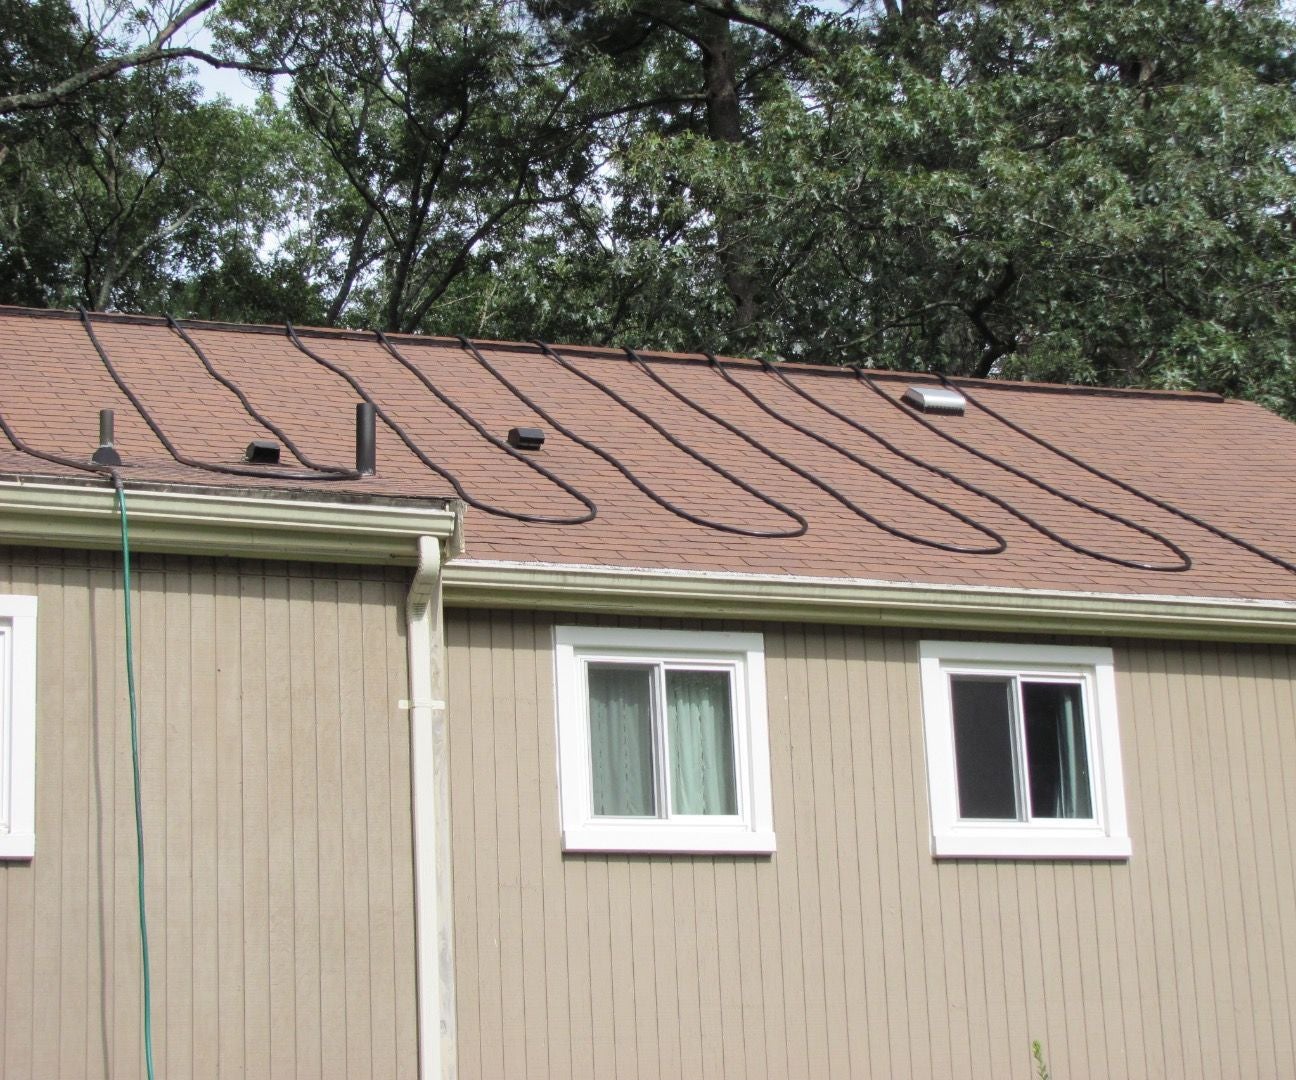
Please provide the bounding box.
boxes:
[918,640,1131,860]
[443,559,1296,643]
[553,625,776,855]
[0,479,461,564]
[0,595,37,859]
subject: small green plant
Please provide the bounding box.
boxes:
[1031,1040,1051,1080]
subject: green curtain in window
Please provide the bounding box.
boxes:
[588,664,655,816]
[667,670,737,815]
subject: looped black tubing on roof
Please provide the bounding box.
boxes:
[941,374,1296,577]
[703,354,1006,555]
[373,330,596,525]
[528,339,810,538]
[620,345,994,552]
[166,315,361,479]
[285,324,594,524]
[766,361,1192,572]
[457,337,807,538]
[79,308,349,482]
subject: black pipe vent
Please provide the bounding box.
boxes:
[356,402,377,474]
[91,408,122,465]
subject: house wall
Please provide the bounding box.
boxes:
[446,607,1296,1080]
[0,547,419,1080]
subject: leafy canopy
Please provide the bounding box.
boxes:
[3,0,1296,413]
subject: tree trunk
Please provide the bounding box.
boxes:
[697,10,761,336]
[326,204,376,326]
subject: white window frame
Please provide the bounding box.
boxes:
[0,596,37,859]
[919,640,1130,859]
[554,626,775,854]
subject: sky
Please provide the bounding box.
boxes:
[194,62,261,108]
[187,20,263,109]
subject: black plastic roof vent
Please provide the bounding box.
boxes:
[507,426,545,451]
[244,439,281,465]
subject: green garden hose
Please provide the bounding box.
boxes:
[116,479,156,1080]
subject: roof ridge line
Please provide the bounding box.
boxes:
[0,303,1228,402]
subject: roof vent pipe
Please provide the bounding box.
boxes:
[902,385,966,415]
[91,408,123,466]
[356,402,377,475]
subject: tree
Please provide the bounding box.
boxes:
[499,0,1296,414]
[1,73,310,315]
[215,0,608,332]
[4,0,1296,416]
[0,0,286,117]
[490,0,817,349]
[753,0,1296,412]
[0,1,313,315]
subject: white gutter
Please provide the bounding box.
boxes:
[406,535,456,1079]
[0,479,458,563]
[442,559,1296,643]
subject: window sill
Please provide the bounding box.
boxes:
[933,827,1131,860]
[563,822,776,855]
[0,832,35,859]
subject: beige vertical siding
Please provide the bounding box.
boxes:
[447,608,1296,1080]
[0,547,418,1080]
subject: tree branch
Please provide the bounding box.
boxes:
[684,0,818,57]
[98,202,202,310]
[0,1,292,115]
[326,205,378,325]
[966,261,1020,376]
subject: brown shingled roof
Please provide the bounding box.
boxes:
[4,305,1296,602]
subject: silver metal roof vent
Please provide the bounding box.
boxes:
[902,385,966,415]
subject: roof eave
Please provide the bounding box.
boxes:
[0,478,462,564]
[442,559,1296,644]
[4,477,1294,643]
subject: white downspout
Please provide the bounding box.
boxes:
[407,532,457,1078]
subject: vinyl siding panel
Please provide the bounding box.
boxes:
[0,548,417,1080]
[447,608,1296,1080]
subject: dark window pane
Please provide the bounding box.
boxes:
[950,676,1019,819]
[588,664,656,816]
[1023,682,1092,819]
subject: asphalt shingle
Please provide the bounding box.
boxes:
[3,305,1296,602]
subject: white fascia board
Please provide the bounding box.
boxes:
[0,479,461,564]
[442,559,1296,643]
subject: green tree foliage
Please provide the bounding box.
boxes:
[0,3,314,319]
[750,0,1296,411]
[462,0,814,352]
[218,0,607,332]
[499,0,1296,411]
[4,0,1296,413]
